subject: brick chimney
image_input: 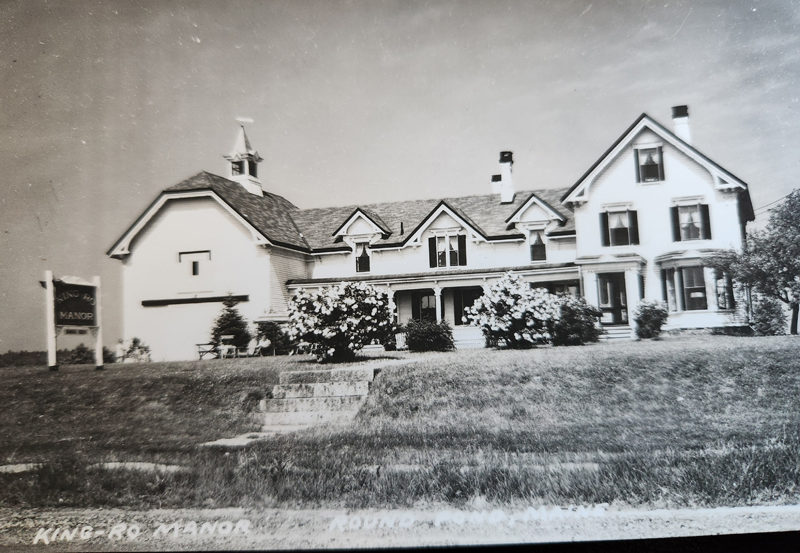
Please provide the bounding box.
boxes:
[671,105,691,144]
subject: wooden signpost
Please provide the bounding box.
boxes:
[44,271,103,371]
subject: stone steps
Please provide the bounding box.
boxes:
[262,366,379,432]
[263,395,366,412]
[272,381,370,399]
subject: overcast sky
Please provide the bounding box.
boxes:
[2,0,799,352]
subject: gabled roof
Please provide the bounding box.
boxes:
[331,207,392,238]
[107,171,309,257]
[290,187,575,252]
[560,113,755,221]
[505,191,568,227]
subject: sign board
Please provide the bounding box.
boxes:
[43,271,103,370]
[54,281,97,326]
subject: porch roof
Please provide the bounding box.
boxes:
[286,262,579,287]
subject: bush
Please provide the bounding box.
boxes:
[550,295,603,346]
[57,343,94,364]
[254,321,295,355]
[211,295,252,348]
[464,272,560,349]
[124,337,151,362]
[634,300,669,339]
[750,296,786,336]
[288,281,392,363]
[404,320,455,352]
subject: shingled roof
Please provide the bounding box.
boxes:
[111,170,575,256]
[164,171,309,251]
[292,187,575,251]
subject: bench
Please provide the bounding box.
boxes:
[196,343,217,360]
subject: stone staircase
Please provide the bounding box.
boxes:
[599,325,634,342]
[259,366,379,432]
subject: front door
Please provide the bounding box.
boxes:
[597,273,627,325]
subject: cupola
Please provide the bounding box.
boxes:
[224,123,264,196]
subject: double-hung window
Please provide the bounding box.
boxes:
[600,210,639,246]
[530,231,546,262]
[634,146,664,182]
[428,234,467,268]
[671,203,711,241]
[355,243,370,273]
[662,266,708,311]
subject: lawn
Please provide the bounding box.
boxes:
[2,335,800,510]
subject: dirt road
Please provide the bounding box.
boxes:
[1,503,800,550]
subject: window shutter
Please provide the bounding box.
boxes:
[657,146,665,181]
[600,212,610,246]
[428,237,437,268]
[670,206,681,242]
[700,204,711,239]
[661,269,668,302]
[628,210,639,245]
[633,149,641,183]
[457,235,467,266]
[676,268,685,311]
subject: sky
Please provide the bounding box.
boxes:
[1,0,799,352]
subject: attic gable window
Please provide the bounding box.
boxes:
[428,234,467,268]
[530,231,546,262]
[634,146,664,183]
[671,204,711,241]
[355,243,370,273]
[600,210,639,247]
[178,250,211,276]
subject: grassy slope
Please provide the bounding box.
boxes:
[2,336,799,509]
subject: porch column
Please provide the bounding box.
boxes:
[434,286,442,322]
[624,268,641,332]
[582,270,599,308]
[386,285,397,322]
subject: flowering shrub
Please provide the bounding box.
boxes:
[550,295,603,346]
[634,300,669,339]
[404,320,455,352]
[288,281,393,362]
[464,272,561,348]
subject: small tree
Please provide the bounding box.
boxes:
[464,272,561,349]
[750,296,786,336]
[288,281,392,363]
[713,189,800,334]
[211,295,251,348]
[551,295,603,346]
[634,300,669,339]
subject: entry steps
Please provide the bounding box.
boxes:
[259,366,378,431]
[599,325,634,342]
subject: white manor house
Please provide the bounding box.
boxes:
[108,106,755,361]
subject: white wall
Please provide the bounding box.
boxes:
[122,197,278,361]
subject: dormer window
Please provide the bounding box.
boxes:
[530,232,546,262]
[634,146,664,183]
[231,160,244,176]
[428,234,467,268]
[355,243,370,273]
